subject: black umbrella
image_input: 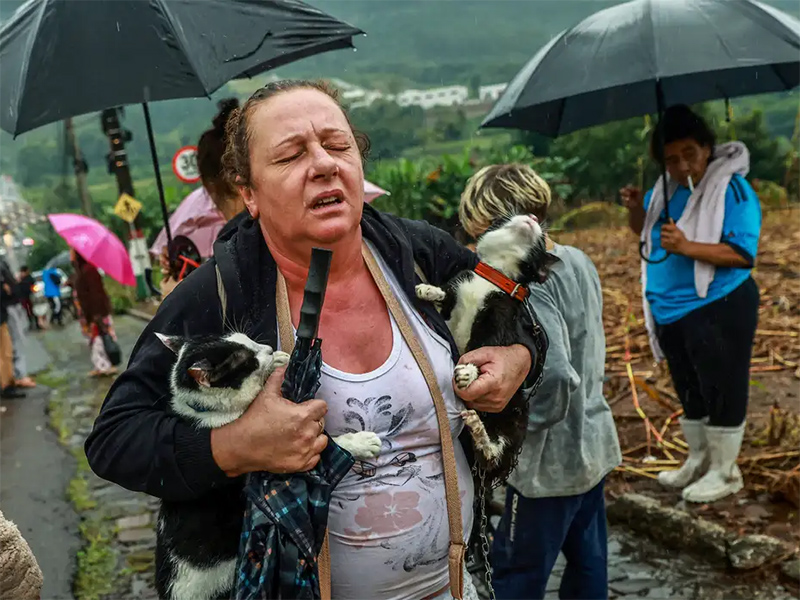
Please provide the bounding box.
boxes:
[0,0,363,243]
[481,0,800,228]
[234,248,355,600]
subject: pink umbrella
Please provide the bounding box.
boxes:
[149,187,224,258]
[150,180,391,258]
[48,213,136,286]
[364,180,390,203]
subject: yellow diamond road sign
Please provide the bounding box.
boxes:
[114,193,142,224]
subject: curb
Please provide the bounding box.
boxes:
[607,493,797,575]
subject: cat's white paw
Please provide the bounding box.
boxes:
[454,363,479,389]
[271,351,291,369]
[415,284,446,303]
[334,431,382,461]
[461,409,484,432]
[461,409,504,465]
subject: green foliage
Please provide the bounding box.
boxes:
[550,116,655,203]
[725,110,787,183]
[104,278,137,315]
[74,519,117,600]
[351,100,425,160]
[368,143,579,235]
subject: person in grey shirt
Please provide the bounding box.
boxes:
[459,164,621,600]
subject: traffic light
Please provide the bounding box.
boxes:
[100,107,134,196]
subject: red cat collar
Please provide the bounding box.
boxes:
[474,262,529,302]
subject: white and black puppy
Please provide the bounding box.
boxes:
[416,214,553,487]
[154,332,380,600]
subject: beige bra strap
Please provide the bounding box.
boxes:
[275,271,333,600]
[362,245,465,600]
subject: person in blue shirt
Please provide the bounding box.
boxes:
[621,105,761,504]
[41,267,64,326]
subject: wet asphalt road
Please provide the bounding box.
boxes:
[0,331,78,600]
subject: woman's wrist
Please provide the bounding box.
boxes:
[210,424,246,477]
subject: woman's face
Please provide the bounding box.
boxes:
[241,88,364,248]
[663,137,712,188]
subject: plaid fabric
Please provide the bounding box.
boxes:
[234,440,354,600]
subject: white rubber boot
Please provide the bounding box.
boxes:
[657,418,708,489]
[682,422,745,503]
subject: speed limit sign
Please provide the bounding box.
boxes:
[172,145,200,184]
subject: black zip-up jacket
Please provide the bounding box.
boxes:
[85,205,545,502]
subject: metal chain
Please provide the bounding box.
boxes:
[477,467,496,600]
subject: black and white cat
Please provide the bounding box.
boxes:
[415,214,553,487]
[154,332,381,600]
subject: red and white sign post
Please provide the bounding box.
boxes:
[172,145,201,184]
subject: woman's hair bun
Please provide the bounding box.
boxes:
[212,98,240,133]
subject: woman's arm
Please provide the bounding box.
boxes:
[84,264,232,501]
[661,222,752,268]
[523,283,577,431]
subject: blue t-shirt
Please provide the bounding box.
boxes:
[643,174,761,325]
[42,268,61,298]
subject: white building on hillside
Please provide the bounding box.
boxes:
[479,83,508,103]
[396,85,469,109]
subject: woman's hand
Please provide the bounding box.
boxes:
[210,367,329,476]
[454,345,531,413]
[158,246,181,298]
[620,185,643,210]
[620,185,646,235]
[159,246,171,278]
[660,221,689,254]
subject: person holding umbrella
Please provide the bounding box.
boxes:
[86,80,545,600]
[159,98,247,298]
[71,249,118,378]
[620,105,761,504]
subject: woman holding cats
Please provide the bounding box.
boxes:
[86,80,545,600]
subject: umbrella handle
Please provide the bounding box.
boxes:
[297,248,333,340]
[142,102,172,246]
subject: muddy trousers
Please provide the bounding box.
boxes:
[655,277,759,428]
[491,480,608,600]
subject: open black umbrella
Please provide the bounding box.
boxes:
[481,0,800,225]
[0,0,363,243]
[234,248,354,600]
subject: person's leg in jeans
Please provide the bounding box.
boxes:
[558,480,608,600]
[492,486,581,600]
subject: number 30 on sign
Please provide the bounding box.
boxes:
[172,146,200,184]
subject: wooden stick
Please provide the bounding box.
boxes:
[750,365,787,373]
[622,442,649,455]
[756,329,799,338]
[615,466,659,480]
[739,450,800,463]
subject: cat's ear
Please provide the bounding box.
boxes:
[534,253,559,283]
[187,359,213,388]
[207,349,252,383]
[156,333,184,355]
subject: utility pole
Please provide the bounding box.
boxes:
[64,117,93,217]
[101,107,149,300]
